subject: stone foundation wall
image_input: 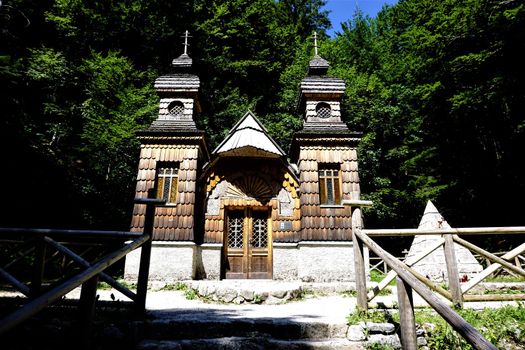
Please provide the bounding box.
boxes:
[126,240,363,282]
[273,241,361,282]
[298,241,356,282]
[195,243,222,280]
[124,241,196,282]
[272,243,299,280]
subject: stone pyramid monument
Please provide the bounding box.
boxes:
[405,201,482,282]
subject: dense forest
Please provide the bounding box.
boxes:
[1,0,524,236]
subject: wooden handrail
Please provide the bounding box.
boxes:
[0,227,143,240]
[352,208,498,350]
[0,195,165,337]
[43,236,137,301]
[362,226,525,236]
[0,234,150,335]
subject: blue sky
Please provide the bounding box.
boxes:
[324,0,398,37]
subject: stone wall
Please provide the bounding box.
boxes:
[126,240,362,282]
[124,241,196,282]
[273,241,360,282]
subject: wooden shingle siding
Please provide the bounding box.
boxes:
[130,141,203,241]
[296,145,358,241]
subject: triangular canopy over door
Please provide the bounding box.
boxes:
[213,111,285,158]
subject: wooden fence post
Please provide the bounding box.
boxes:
[135,190,157,314]
[30,237,46,298]
[397,276,417,350]
[443,233,463,307]
[352,207,368,311]
[79,275,99,350]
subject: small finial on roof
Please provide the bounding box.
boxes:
[172,30,193,71]
[307,31,329,75]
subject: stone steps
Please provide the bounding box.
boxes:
[138,337,364,350]
[142,317,348,340]
[136,308,364,350]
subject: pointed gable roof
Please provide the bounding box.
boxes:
[212,111,286,158]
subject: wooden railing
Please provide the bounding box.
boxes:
[350,206,525,350]
[0,196,165,343]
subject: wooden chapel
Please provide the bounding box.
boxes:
[126,33,363,282]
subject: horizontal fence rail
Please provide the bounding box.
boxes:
[363,227,525,236]
[0,227,144,240]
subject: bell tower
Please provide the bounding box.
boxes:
[291,33,362,242]
[127,31,209,281]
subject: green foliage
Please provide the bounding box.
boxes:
[327,0,525,230]
[1,0,330,229]
[1,0,524,235]
[366,343,394,350]
[347,309,397,325]
[348,306,525,349]
[415,304,525,349]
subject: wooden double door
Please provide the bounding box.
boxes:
[223,207,272,279]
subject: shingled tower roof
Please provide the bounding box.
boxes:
[294,33,359,139]
[143,30,202,135]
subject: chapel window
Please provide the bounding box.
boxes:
[167,101,185,117]
[156,165,179,204]
[316,102,332,119]
[319,165,341,205]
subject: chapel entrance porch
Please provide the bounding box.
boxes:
[222,207,272,279]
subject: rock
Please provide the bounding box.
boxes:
[347,324,366,341]
[197,284,208,297]
[422,322,436,333]
[217,288,237,303]
[417,336,427,346]
[366,322,396,334]
[240,289,254,302]
[272,289,287,299]
[232,296,244,304]
[265,295,286,305]
[367,334,402,349]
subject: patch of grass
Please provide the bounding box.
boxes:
[486,274,525,283]
[482,289,525,295]
[366,343,395,350]
[414,303,525,349]
[349,304,525,349]
[370,270,396,285]
[370,270,385,283]
[97,279,135,290]
[347,309,398,325]
[340,290,358,297]
[158,282,198,300]
[160,281,188,291]
[184,288,197,300]
[253,294,263,304]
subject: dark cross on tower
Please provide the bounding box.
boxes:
[182,30,191,55]
[313,31,319,56]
